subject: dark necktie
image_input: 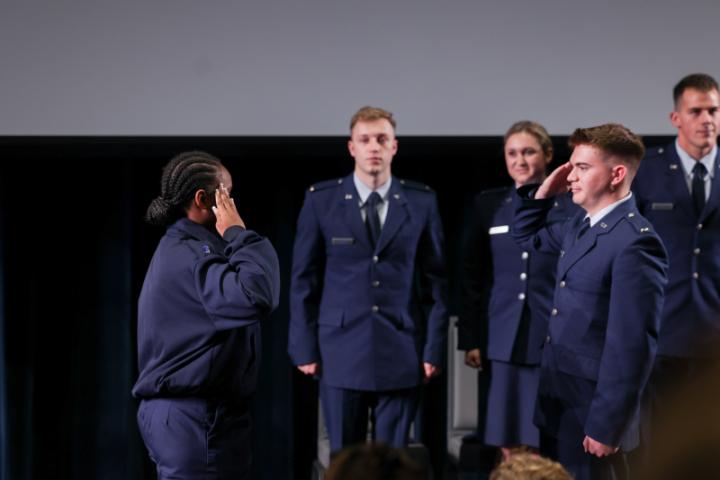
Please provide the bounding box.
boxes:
[692,162,707,215]
[576,217,591,240]
[366,192,382,247]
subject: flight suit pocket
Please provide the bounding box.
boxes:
[318,307,344,327]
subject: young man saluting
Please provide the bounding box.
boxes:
[513,124,668,480]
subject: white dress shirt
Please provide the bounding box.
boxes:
[353,174,391,227]
[676,139,716,201]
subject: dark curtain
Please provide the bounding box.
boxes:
[0,178,8,480]
[0,136,671,480]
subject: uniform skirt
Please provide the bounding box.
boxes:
[484,360,540,448]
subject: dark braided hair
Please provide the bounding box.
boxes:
[145,151,223,226]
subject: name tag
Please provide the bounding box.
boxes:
[488,225,509,235]
[331,237,355,245]
[651,202,674,211]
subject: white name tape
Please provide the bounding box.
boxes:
[489,225,509,235]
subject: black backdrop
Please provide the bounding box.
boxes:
[0,135,671,480]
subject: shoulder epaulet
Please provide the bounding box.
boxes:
[624,210,654,234]
[644,145,668,159]
[308,177,344,193]
[479,186,511,197]
[398,178,434,192]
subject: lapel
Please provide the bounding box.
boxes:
[700,148,720,221]
[661,144,697,218]
[557,197,637,278]
[375,177,409,254]
[337,174,373,250]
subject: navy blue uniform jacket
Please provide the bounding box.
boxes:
[459,187,577,364]
[513,190,668,449]
[633,143,720,358]
[288,175,449,391]
[133,218,280,404]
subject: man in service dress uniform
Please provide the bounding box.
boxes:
[632,74,720,455]
[288,106,448,452]
[513,124,668,480]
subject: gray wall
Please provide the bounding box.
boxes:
[1,0,718,136]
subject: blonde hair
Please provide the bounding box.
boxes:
[490,452,573,480]
[350,106,396,132]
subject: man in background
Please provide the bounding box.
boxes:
[632,72,720,462]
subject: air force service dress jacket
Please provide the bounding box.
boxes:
[632,143,720,358]
[459,187,577,365]
[288,174,449,391]
[512,189,668,450]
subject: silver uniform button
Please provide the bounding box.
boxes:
[372,280,380,287]
[545,335,551,344]
[694,248,701,255]
[551,308,558,316]
[520,273,527,281]
[693,272,699,280]
[372,305,379,313]
[698,223,703,230]
[518,293,526,301]
[559,280,566,288]
[373,255,379,263]
[521,251,529,260]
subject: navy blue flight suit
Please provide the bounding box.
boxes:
[459,187,577,448]
[288,175,448,452]
[513,189,668,480]
[133,218,280,479]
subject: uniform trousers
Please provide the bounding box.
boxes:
[320,381,419,453]
[541,431,628,480]
[137,397,251,480]
[536,353,629,480]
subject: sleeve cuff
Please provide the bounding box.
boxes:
[222,225,248,242]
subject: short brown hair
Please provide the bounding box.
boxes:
[325,443,426,480]
[490,452,572,480]
[673,73,719,107]
[569,123,645,173]
[504,120,554,158]
[350,106,396,133]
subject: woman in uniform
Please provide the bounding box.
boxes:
[459,121,575,460]
[132,151,280,479]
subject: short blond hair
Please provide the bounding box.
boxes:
[490,452,572,480]
[350,106,396,132]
